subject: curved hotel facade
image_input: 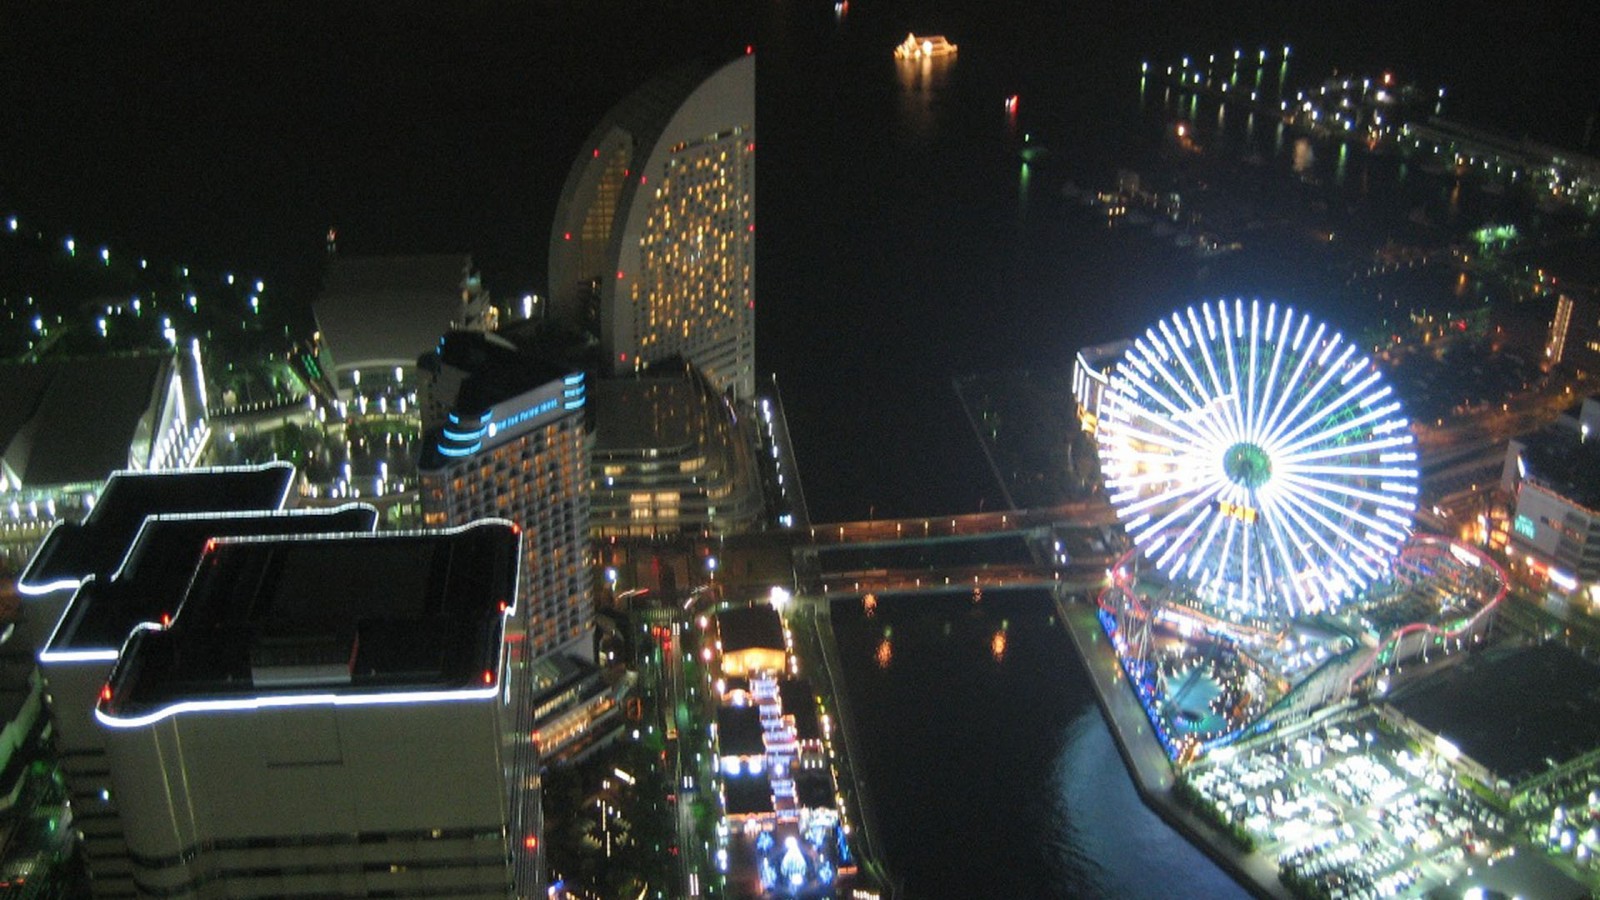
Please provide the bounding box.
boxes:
[549,54,755,400]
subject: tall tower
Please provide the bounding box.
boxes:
[550,53,756,399]
[417,331,592,665]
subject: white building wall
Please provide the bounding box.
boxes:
[103,698,511,898]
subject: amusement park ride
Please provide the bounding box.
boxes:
[1090,299,1508,763]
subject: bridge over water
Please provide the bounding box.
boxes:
[794,500,1125,598]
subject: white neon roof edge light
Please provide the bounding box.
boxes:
[95,518,521,729]
[39,503,381,663]
[1097,298,1418,620]
[15,461,298,597]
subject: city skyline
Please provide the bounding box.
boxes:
[5,2,1600,898]
[4,3,1597,521]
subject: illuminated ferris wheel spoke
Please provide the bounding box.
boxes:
[1288,482,1408,546]
[1258,319,1324,443]
[1219,301,1245,434]
[1190,310,1234,429]
[1139,348,1227,446]
[1116,367,1201,432]
[1279,433,1414,466]
[1256,494,1315,597]
[1246,299,1268,440]
[1185,514,1228,581]
[1258,502,1314,615]
[1270,486,1384,575]
[1251,305,1295,443]
[1158,506,1217,571]
[1259,342,1358,450]
[1133,480,1229,546]
[1105,417,1201,458]
[1276,471,1416,515]
[1272,370,1387,453]
[1279,401,1404,464]
[1098,300,1416,621]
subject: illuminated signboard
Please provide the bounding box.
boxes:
[1513,514,1537,540]
[487,397,560,438]
[1216,499,1258,525]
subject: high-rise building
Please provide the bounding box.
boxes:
[549,53,756,399]
[1547,293,1600,376]
[417,331,592,664]
[95,522,530,898]
[418,330,620,786]
[1503,397,1600,606]
[590,363,764,539]
[40,502,377,897]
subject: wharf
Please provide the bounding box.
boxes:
[1058,598,1292,900]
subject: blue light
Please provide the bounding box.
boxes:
[437,442,481,458]
[490,397,561,435]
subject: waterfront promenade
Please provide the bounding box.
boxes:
[790,596,899,898]
[1058,597,1293,900]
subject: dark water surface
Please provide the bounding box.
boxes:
[831,589,1248,898]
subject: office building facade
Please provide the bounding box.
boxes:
[95,523,529,899]
[590,364,764,539]
[418,333,593,664]
[39,502,377,897]
[1547,293,1600,376]
[1503,397,1600,607]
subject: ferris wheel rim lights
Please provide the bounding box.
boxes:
[1097,298,1419,621]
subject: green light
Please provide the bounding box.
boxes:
[1223,442,1272,490]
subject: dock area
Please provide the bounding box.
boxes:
[1058,597,1292,900]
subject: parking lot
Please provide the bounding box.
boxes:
[1188,712,1508,899]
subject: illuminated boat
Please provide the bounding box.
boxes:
[894,33,957,60]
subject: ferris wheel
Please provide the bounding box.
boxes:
[1097,298,1419,621]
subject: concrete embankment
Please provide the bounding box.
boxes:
[1057,599,1292,900]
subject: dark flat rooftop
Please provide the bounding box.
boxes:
[590,375,703,453]
[723,773,774,816]
[1388,643,1600,786]
[717,605,784,654]
[1519,426,1600,511]
[717,704,766,756]
[813,532,1036,574]
[426,329,571,417]
[779,679,821,741]
[314,253,469,369]
[101,522,519,719]
[794,769,836,811]
[19,463,296,594]
[0,354,169,488]
[46,505,378,655]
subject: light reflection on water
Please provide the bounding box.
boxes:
[1050,706,1248,898]
[831,590,1245,898]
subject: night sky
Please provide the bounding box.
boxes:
[3,0,1597,519]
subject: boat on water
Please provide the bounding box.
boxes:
[894,33,957,60]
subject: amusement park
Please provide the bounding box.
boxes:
[1077,298,1600,898]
